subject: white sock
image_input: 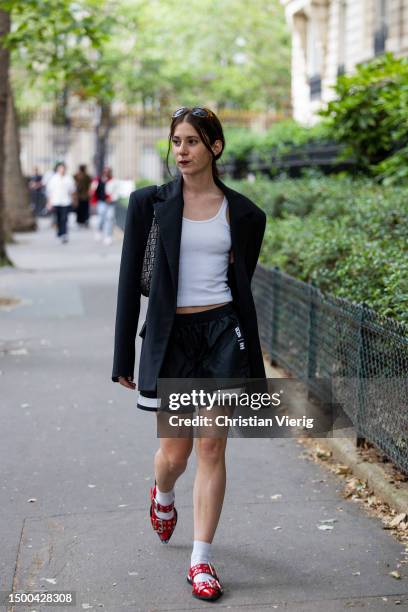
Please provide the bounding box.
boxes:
[155,485,175,519]
[191,540,213,583]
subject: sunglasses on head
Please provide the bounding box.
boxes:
[172,106,214,119]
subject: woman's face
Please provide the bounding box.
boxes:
[171,119,222,175]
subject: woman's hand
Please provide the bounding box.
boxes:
[118,376,136,390]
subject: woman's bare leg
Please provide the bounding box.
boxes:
[154,435,194,491]
[193,431,228,542]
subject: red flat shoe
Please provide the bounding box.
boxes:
[187,562,224,602]
[149,482,177,544]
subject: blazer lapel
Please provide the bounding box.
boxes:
[153,173,254,296]
[153,175,184,295]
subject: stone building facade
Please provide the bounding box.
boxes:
[281,0,408,124]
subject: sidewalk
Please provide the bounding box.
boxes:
[0,216,407,611]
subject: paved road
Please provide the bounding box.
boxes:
[0,215,407,611]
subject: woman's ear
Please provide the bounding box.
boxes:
[212,139,223,156]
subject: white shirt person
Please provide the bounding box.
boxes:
[46,162,76,243]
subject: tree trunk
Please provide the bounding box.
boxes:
[0,10,11,264]
[94,101,112,175]
[5,83,36,232]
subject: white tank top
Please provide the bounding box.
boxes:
[176,196,233,307]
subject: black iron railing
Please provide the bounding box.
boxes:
[252,265,408,474]
[222,142,357,179]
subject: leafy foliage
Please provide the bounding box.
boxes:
[7,0,291,114]
[319,52,408,183]
[4,0,116,102]
[374,144,408,185]
[229,174,408,325]
[222,120,332,163]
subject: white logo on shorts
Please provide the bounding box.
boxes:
[235,326,245,350]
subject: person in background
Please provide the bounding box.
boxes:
[28,167,45,216]
[91,166,110,242]
[103,168,120,245]
[42,166,57,222]
[92,166,118,245]
[74,164,92,228]
[46,162,76,243]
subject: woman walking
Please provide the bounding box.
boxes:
[112,107,266,601]
[46,162,76,243]
[74,164,92,227]
[92,166,114,244]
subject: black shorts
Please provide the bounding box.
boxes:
[137,302,250,411]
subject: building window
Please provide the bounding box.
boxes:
[307,14,322,99]
[374,0,388,55]
[337,0,347,76]
[309,74,322,98]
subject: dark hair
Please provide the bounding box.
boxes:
[79,164,87,172]
[165,107,225,180]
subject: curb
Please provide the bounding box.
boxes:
[263,356,408,515]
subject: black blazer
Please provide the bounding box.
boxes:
[112,173,266,392]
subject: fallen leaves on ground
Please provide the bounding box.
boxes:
[0,296,21,307]
[297,437,408,549]
[384,513,408,530]
[390,570,401,579]
[343,477,370,499]
[335,464,353,476]
[314,446,332,460]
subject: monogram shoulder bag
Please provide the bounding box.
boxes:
[140,186,159,297]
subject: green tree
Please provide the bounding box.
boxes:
[1,0,116,240]
[115,0,290,112]
[7,0,118,173]
[7,0,113,104]
[6,0,290,187]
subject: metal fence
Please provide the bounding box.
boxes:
[253,265,408,474]
[223,142,358,179]
[19,107,288,182]
[19,109,168,183]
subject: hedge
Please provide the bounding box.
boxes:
[228,174,407,326]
